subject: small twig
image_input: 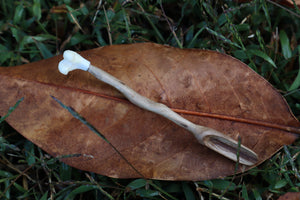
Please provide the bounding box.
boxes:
[85,173,114,200]
[103,6,112,45]
[0,154,34,183]
[194,182,205,200]
[0,165,33,199]
[195,186,231,200]
[68,10,84,33]
[59,25,80,52]
[92,0,103,24]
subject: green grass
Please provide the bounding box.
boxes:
[0,0,300,199]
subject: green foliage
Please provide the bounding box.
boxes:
[0,0,300,199]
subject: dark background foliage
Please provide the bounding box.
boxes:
[0,0,300,199]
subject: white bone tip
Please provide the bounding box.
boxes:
[58,50,90,75]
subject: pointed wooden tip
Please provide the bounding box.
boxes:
[203,134,258,166]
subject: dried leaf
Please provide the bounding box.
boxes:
[237,0,300,8]
[0,43,299,180]
[275,0,300,8]
[277,192,300,200]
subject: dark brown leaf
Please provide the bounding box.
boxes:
[0,43,299,180]
[277,192,300,200]
[237,0,300,8]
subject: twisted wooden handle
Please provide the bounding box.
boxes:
[59,50,258,166]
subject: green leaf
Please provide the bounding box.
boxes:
[32,0,41,20]
[69,33,90,46]
[279,30,292,59]
[80,5,89,15]
[65,5,82,24]
[236,23,250,32]
[40,192,48,200]
[252,188,262,200]
[136,189,160,197]
[233,50,248,60]
[59,163,72,181]
[4,179,10,199]
[163,183,181,193]
[289,70,300,91]
[0,45,13,65]
[64,185,97,200]
[261,1,271,28]
[288,46,300,91]
[13,4,24,24]
[13,182,27,193]
[95,29,107,46]
[10,27,22,43]
[203,179,236,191]
[242,184,249,200]
[35,42,53,59]
[24,141,36,165]
[127,179,147,190]
[148,181,178,200]
[248,49,277,68]
[202,2,217,22]
[0,170,13,178]
[187,24,206,48]
[182,182,196,200]
[106,9,116,21]
[274,179,288,189]
[22,35,55,44]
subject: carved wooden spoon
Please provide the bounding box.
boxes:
[58,50,258,166]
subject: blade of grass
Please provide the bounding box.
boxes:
[51,98,178,199]
[50,95,145,179]
[63,185,98,200]
[266,0,300,18]
[279,30,292,59]
[205,27,241,48]
[288,46,300,91]
[148,180,178,200]
[0,97,24,124]
[283,146,300,180]
[136,2,165,43]
[261,0,272,28]
[248,49,277,68]
[122,8,132,43]
[126,179,147,190]
[187,25,206,48]
[242,183,249,200]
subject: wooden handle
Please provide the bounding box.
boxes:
[59,50,258,166]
